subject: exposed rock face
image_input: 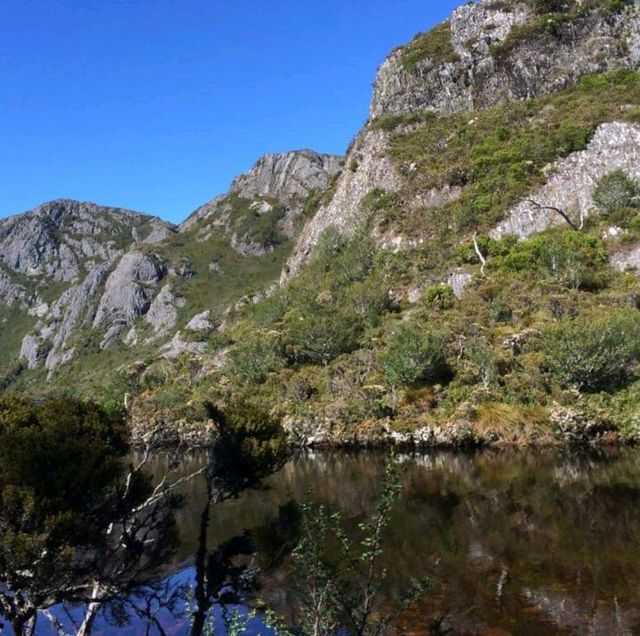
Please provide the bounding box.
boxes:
[371,1,640,119]
[185,310,214,332]
[93,252,166,348]
[145,285,185,336]
[230,150,344,201]
[0,200,174,285]
[180,150,344,233]
[0,269,24,305]
[612,246,640,272]
[285,129,402,277]
[448,270,473,299]
[492,122,640,239]
[44,261,114,369]
[19,335,43,370]
[158,332,208,359]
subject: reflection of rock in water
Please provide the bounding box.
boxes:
[522,587,638,636]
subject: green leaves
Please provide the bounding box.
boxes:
[593,169,640,219]
[379,325,450,390]
[541,310,640,392]
[495,230,609,290]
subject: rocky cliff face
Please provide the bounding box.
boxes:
[0,200,172,286]
[371,0,640,118]
[180,150,343,237]
[285,130,401,277]
[285,0,640,278]
[0,201,175,372]
[230,150,344,203]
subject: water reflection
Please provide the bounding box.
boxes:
[4,448,640,634]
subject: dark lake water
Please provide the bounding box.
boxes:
[10,447,640,635]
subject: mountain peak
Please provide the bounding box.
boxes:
[229,149,344,202]
[371,0,640,119]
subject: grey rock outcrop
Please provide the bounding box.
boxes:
[448,270,473,299]
[179,150,344,238]
[612,246,640,273]
[230,150,344,202]
[93,252,166,348]
[492,122,640,239]
[19,335,44,370]
[285,129,402,278]
[0,269,24,305]
[158,332,208,359]
[371,1,640,119]
[185,310,214,332]
[0,199,173,287]
[17,260,115,371]
[145,285,185,336]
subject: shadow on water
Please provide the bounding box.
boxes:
[5,446,640,634]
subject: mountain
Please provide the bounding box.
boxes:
[4,0,640,448]
[0,150,343,390]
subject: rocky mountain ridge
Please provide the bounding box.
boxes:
[1,149,342,380]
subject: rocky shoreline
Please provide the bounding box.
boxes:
[129,402,633,451]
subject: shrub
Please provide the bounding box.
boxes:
[227,330,283,383]
[496,230,609,289]
[401,22,459,72]
[541,310,640,392]
[422,284,455,309]
[379,325,450,390]
[593,169,639,217]
[533,0,575,13]
[283,306,363,366]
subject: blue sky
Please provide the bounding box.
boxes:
[1,0,460,223]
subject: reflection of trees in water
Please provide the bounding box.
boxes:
[166,447,640,634]
[0,399,291,636]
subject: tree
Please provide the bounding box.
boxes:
[593,169,639,217]
[279,459,430,636]
[0,397,182,635]
[0,397,292,636]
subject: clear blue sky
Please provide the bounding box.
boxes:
[1,0,460,224]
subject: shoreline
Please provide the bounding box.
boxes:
[129,415,635,452]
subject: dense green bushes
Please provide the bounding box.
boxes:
[541,310,640,392]
[229,228,392,375]
[593,170,639,225]
[495,230,609,289]
[228,329,284,383]
[379,325,450,391]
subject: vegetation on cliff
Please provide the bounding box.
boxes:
[106,69,640,448]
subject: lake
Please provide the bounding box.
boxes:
[7,447,640,635]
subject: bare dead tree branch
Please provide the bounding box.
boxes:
[472,232,487,276]
[526,199,578,231]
